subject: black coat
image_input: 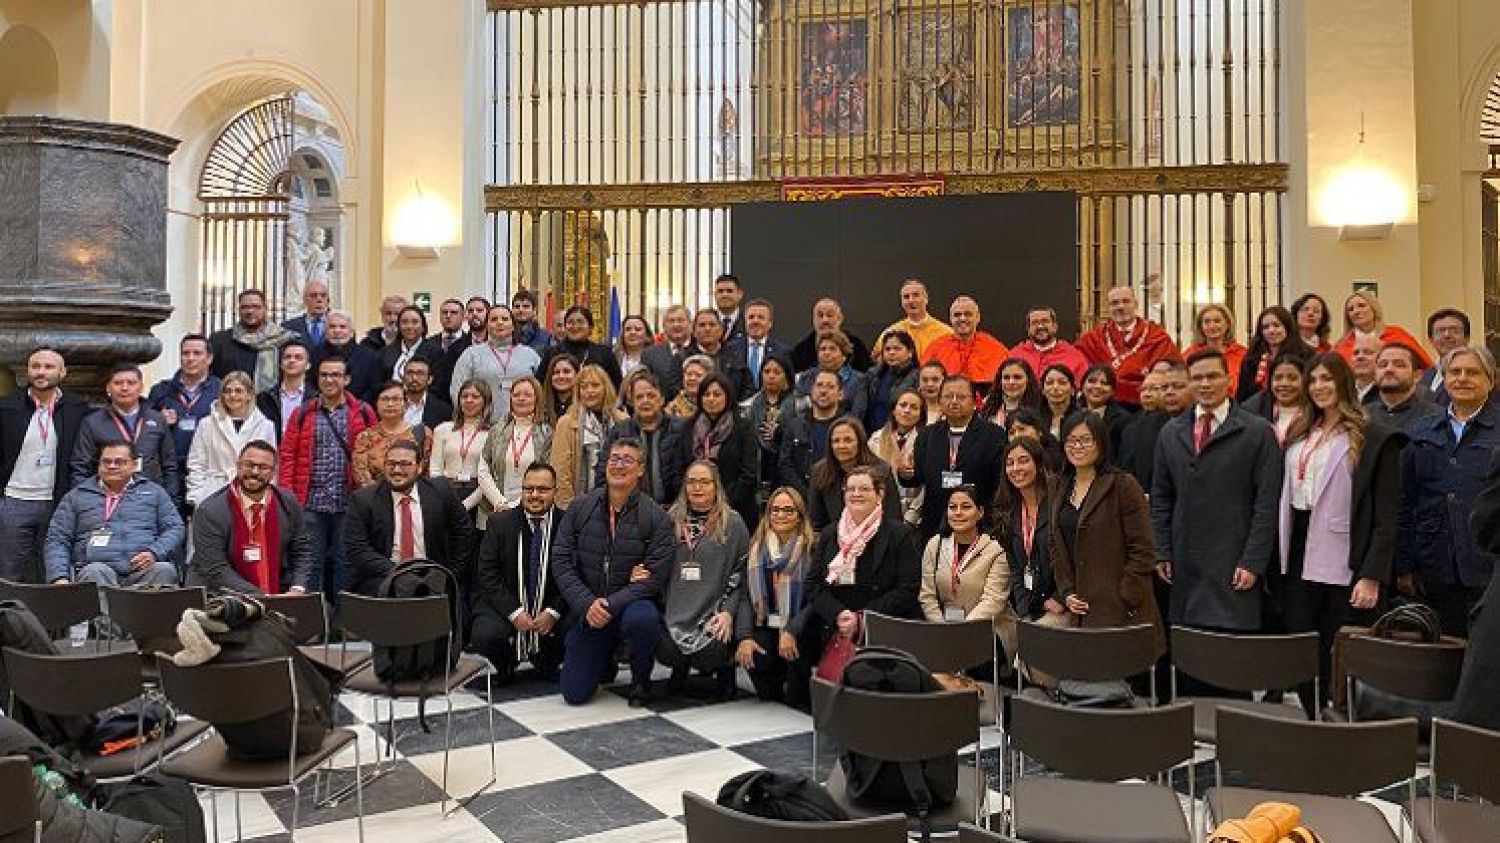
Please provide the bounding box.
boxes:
[682,413,761,532]
[904,418,1007,538]
[999,485,1057,619]
[1455,450,1500,728]
[793,517,920,636]
[208,327,294,385]
[343,477,475,596]
[0,390,90,503]
[256,384,316,435]
[473,505,567,620]
[412,395,454,431]
[597,416,690,505]
[725,335,794,388]
[70,407,184,507]
[186,485,314,594]
[775,409,836,502]
[792,330,873,373]
[808,461,902,531]
[640,342,693,401]
[1118,410,1173,492]
[435,330,483,399]
[1344,421,1407,584]
[550,489,676,622]
[378,337,445,383]
[540,340,623,387]
[316,341,383,404]
[282,314,327,349]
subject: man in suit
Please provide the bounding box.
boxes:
[690,309,751,400]
[0,347,90,582]
[1152,348,1282,634]
[187,440,314,594]
[281,279,332,349]
[712,273,747,345]
[437,296,491,400]
[1418,308,1472,405]
[640,304,695,400]
[470,462,567,681]
[400,358,452,431]
[343,440,474,596]
[901,375,1007,538]
[319,312,382,403]
[726,298,792,392]
[1368,342,1440,434]
[256,340,316,436]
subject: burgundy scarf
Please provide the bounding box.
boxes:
[229,489,282,593]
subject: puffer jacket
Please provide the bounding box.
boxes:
[43,477,185,582]
[184,403,277,506]
[276,395,376,505]
[550,489,676,622]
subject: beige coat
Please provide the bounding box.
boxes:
[549,407,626,507]
[918,533,1017,659]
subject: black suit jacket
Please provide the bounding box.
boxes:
[0,390,90,503]
[414,396,453,431]
[378,337,445,383]
[905,418,1008,537]
[725,336,793,387]
[344,476,475,596]
[438,332,487,400]
[317,341,382,404]
[473,505,566,620]
[256,384,316,434]
[281,315,328,349]
[641,342,692,400]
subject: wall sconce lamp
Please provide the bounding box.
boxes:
[393,181,452,259]
[1327,114,1402,242]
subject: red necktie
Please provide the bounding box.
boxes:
[398,496,415,562]
[1194,413,1213,454]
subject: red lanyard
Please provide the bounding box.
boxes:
[33,393,56,448]
[947,431,964,469]
[950,536,981,596]
[607,506,618,542]
[1297,424,1333,483]
[103,491,124,523]
[110,411,143,444]
[508,426,534,468]
[456,424,483,462]
[1020,504,1037,557]
[178,386,207,414]
[488,343,517,372]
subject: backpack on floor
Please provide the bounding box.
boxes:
[372,562,462,730]
[100,773,206,843]
[717,769,850,822]
[824,647,958,815]
[0,599,98,751]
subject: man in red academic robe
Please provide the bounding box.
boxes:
[921,296,1009,395]
[1075,286,1181,406]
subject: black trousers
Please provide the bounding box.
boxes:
[469,609,565,680]
[745,625,819,707]
[1279,508,1377,716]
[656,635,732,673]
[1420,580,1487,638]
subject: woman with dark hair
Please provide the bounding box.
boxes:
[380,305,441,382]
[1183,304,1248,397]
[919,485,1016,661]
[860,330,919,433]
[993,437,1066,627]
[868,388,926,529]
[1079,363,1133,457]
[352,380,424,487]
[982,358,1043,428]
[687,373,759,530]
[809,416,901,530]
[1291,293,1332,353]
[539,353,579,426]
[1243,351,1311,445]
[1277,353,1403,713]
[614,314,654,381]
[539,305,624,386]
[1050,412,1163,651]
[1039,364,1078,440]
[741,353,804,500]
[1005,407,1064,472]
[429,378,493,528]
[1237,306,1310,402]
[918,361,946,425]
[794,330,868,420]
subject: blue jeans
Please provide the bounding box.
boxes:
[304,510,347,600]
[560,600,661,705]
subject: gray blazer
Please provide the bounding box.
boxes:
[187,485,315,594]
[1150,405,1283,631]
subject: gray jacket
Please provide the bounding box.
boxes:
[44,476,185,582]
[70,406,184,506]
[663,511,751,654]
[187,485,315,594]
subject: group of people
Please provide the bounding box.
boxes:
[1,272,1495,712]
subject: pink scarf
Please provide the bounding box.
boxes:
[826,504,882,584]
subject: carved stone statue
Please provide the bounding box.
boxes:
[285,220,335,311]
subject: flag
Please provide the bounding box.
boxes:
[608,286,622,345]
[544,291,556,334]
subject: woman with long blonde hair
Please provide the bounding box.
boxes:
[737,486,818,706]
[1332,291,1431,370]
[550,364,624,507]
[1183,303,1248,396]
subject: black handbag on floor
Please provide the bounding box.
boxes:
[717,769,849,822]
[101,773,206,843]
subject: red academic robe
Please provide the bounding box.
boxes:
[1076,318,1181,406]
[1333,326,1433,370]
[922,331,1010,393]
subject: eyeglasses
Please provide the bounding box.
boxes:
[318,372,346,379]
[385,460,418,469]
[521,485,554,493]
[1063,436,1096,450]
[606,454,640,467]
[768,505,799,516]
[238,462,275,474]
[99,458,132,467]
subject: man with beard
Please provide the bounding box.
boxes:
[359,294,408,352]
[209,289,297,391]
[344,440,473,596]
[1011,305,1090,384]
[437,296,492,399]
[512,289,554,352]
[187,440,315,594]
[0,347,90,582]
[1368,343,1440,434]
[1076,286,1180,407]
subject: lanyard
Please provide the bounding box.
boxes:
[679,520,704,554]
[33,393,57,448]
[178,384,207,414]
[487,343,517,373]
[947,430,965,469]
[1020,503,1037,558]
[508,425,534,469]
[1297,423,1333,483]
[103,491,124,523]
[110,411,143,444]
[950,535,982,596]
[456,424,483,462]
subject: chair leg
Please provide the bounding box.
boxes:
[209,789,219,843]
[440,692,453,815]
[234,791,242,842]
[289,783,301,842]
[354,734,366,843]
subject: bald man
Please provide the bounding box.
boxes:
[920,296,1009,394]
[875,279,954,357]
[0,348,92,581]
[790,298,874,373]
[282,279,332,348]
[1075,285,1181,406]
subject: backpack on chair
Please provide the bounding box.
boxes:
[821,646,958,816]
[372,561,462,730]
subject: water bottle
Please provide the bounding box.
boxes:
[68,622,89,648]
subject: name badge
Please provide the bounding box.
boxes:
[836,566,856,586]
[767,612,784,629]
[1023,569,1035,591]
[134,458,144,473]
[35,453,54,468]
[944,606,967,623]
[243,546,262,562]
[941,471,964,489]
[89,530,112,548]
[178,418,197,432]
[456,472,473,484]
[680,565,701,582]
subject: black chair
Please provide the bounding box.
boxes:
[156,656,364,843]
[957,824,1025,842]
[0,755,40,843]
[863,613,1005,726]
[1170,627,1318,741]
[259,592,372,676]
[101,586,206,680]
[1409,718,1500,842]
[1008,696,1195,843]
[337,592,494,814]
[681,791,909,842]
[1209,707,1417,842]
[1343,633,1465,722]
[2,646,210,781]
[1014,621,1158,701]
[809,676,986,836]
[0,580,131,654]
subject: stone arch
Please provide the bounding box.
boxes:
[0,24,60,115]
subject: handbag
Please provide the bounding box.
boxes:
[815,633,858,683]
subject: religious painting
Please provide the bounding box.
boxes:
[897,9,976,132]
[1006,3,1081,128]
[799,20,868,137]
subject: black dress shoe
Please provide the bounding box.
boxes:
[627,681,653,708]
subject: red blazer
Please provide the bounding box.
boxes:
[277,395,377,504]
[1333,325,1432,370]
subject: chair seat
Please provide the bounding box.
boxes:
[342,654,487,698]
[82,720,211,780]
[1410,797,1500,843]
[299,645,372,677]
[824,761,982,827]
[161,728,356,789]
[1206,786,1399,843]
[1013,777,1191,843]
[1018,685,1153,710]
[1189,697,1308,743]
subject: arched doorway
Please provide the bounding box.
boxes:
[1482,75,1500,355]
[197,92,344,332]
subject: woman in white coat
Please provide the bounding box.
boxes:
[186,371,278,506]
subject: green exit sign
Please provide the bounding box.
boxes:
[412,291,432,313]
[1352,280,1378,296]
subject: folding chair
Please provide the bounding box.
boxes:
[260,592,372,677]
[101,586,206,682]
[1170,627,1318,742]
[0,755,40,843]
[0,580,131,654]
[681,791,909,842]
[1409,718,1500,842]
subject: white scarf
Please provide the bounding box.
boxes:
[827,504,882,584]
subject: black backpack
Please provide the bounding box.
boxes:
[716,769,849,822]
[101,773,206,843]
[825,647,957,815]
[0,599,98,751]
[206,598,340,761]
[372,562,462,728]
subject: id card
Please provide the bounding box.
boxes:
[941,471,963,489]
[35,453,53,468]
[243,546,262,562]
[456,472,473,483]
[178,418,197,432]
[1023,569,1035,591]
[836,566,856,586]
[944,606,967,622]
[89,530,112,548]
[134,457,144,473]
[767,612,784,629]
[681,565,701,582]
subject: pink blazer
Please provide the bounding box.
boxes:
[1278,432,1354,584]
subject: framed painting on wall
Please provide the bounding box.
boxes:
[897,8,976,132]
[1005,2,1081,129]
[798,19,869,137]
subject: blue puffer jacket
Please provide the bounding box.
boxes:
[44,476,185,581]
[550,488,676,622]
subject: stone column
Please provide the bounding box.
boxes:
[0,116,179,397]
